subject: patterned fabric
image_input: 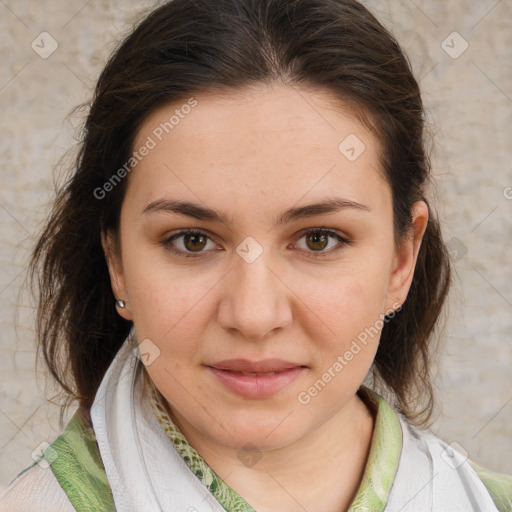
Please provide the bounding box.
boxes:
[40,407,116,511]
[346,386,402,511]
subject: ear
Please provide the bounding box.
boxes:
[101,230,133,321]
[385,200,429,313]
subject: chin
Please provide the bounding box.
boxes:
[210,414,305,451]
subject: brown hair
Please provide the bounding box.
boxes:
[30,0,451,427]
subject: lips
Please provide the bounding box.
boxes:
[205,359,307,398]
[207,358,305,373]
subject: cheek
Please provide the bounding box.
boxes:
[301,280,384,404]
[303,262,390,336]
[120,246,212,354]
[298,262,390,389]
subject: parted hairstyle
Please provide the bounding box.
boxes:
[30,0,451,427]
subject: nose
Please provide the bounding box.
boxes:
[217,247,292,341]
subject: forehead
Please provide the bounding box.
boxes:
[128,83,390,218]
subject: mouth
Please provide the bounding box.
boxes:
[207,358,307,373]
[205,360,307,398]
[219,370,283,376]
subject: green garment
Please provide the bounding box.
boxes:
[39,387,512,511]
[38,407,116,511]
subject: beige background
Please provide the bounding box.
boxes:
[0,0,511,493]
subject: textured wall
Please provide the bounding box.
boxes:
[0,0,511,493]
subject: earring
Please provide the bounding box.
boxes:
[116,299,126,309]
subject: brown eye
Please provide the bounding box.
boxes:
[183,232,208,252]
[295,228,351,257]
[305,232,329,251]
[163,229,217,257]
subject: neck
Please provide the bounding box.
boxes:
[163,388,376,511]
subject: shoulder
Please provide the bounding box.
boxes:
[395,414,512,511]
[0,407,115,511]
[468,459,512,512]
[0,463,74,512]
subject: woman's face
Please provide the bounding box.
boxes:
[104,83,427,452]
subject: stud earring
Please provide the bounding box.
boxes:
[116,299,126,309]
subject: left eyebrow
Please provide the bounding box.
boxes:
[142,197,371,227]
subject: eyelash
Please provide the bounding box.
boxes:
[162,228,352,259]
